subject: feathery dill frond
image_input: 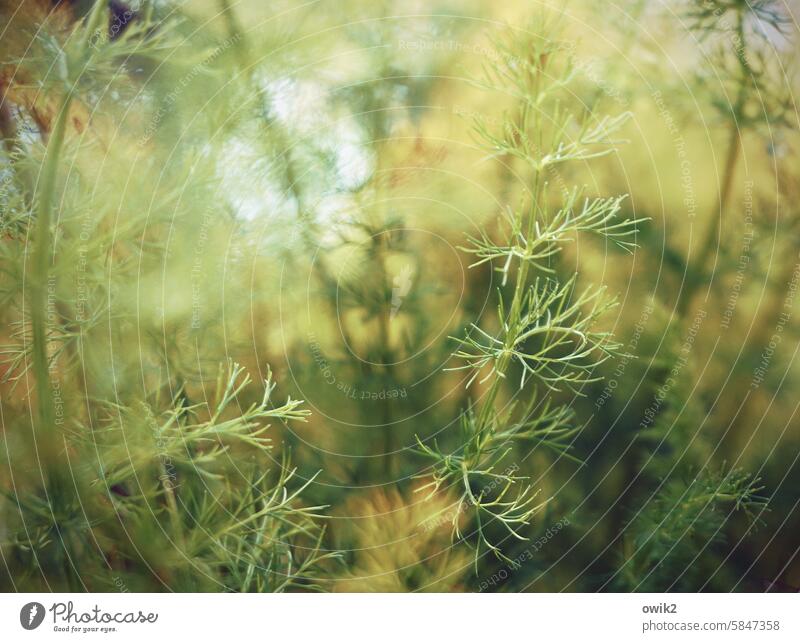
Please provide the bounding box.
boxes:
[450,276,623,392]
[618,466,766,591]
[413,16,643,564]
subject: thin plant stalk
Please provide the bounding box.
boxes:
[29,0,107,476]
[475,103,542,433]
[29,90,70,471]
[676,11,747,316]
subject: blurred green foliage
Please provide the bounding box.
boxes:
[0,0,798,592]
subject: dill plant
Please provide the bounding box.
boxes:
[0,1,332,592]
[0,0,795,594]
[676,0,795,315]
[682,0,797,438]
[413,19,642,566]
[597,0,794,591]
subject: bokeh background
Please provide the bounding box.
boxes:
[1,0,799,592]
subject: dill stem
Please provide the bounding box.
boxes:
[676,112,742,316]
[160,459,184,547]
[676,13,747,316]
[29,0,107,485]
[476,165,543,433]
[158,459,196,590]
[474,100,536,431]
[30,88,72,473]
[377,251,397,475]
[242,505,270,591]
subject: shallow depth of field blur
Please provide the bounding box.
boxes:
[1,0,799,592]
